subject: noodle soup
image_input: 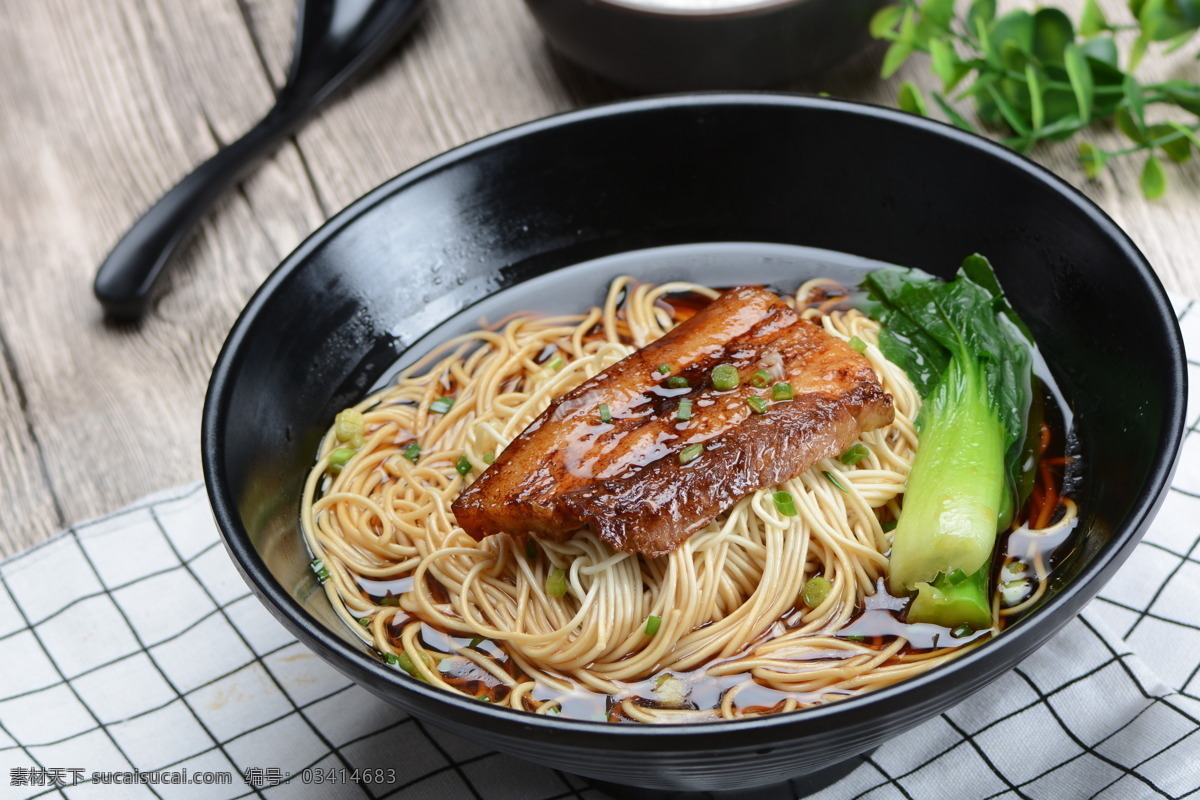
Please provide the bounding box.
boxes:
[300,271,1079,723]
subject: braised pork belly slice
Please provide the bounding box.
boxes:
[451,286,894,558]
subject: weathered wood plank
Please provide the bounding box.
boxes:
[0,0,324,556]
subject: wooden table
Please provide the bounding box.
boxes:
[1,0,1196,558]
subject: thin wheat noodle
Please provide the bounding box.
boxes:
[299,276,1053,722]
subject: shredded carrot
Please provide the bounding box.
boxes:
[1033,461,1059,529]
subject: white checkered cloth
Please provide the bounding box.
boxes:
[3,298,1200,800]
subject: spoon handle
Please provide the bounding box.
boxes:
[94,111,297,320]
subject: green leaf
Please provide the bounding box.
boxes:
[932,92,979,132]
[1137,0,1200,42]
[1167,121,1200,149]
[882,40,915,79]
[1129,33,1149,71]
[989,10,1036,64]
[1141,153,1167,199]
[1162,80,1200,115]
[1116,107,1148,144]
[1078,141,1109,179]
[967,0,997,32]
[1149,124,1193,162]
[869,4,904,39]
[898,81,929,116]
[1080,0,1109,36]
[920,0,955,29]
[1032,8,1075,64]
[1063,44,1094,121]
[1123,74,1148,134]
[1079,35,1119,67]
[986,83,1032,138]
[1165,27,1200,53]
[928,39,971,93]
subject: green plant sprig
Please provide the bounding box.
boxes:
[871,0,1200,197]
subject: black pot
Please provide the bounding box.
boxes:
[522,0,889,91]
[202,94,1185,796]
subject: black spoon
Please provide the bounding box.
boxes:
[94,0,425,320]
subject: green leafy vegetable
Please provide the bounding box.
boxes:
[870,0,1200,197]
[864,255,1033,629]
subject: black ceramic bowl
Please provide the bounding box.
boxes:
[523,0,888,91]
[202,94,1185,796]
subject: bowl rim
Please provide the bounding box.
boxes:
[202,91,1186,743]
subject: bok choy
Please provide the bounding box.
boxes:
[864,255,1034,630]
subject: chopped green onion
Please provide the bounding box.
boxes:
[477,694,491,702]
[840,443,870,466]
[843,635,866,642]
[385,653,400,666]
[310,558,330,582]
[403,442,421,463]
[667,376,689,389]
[711,364,740,391]
[359,616,372,627]
[484,451,495,465]
[881,520,898,533]
[802,576,832,608]
[676,399,693,421]
[599,403,612,423]
[823,470,849,493]
[455,456,472,476]
[951,623,974,638]
[945,568,969,585]
[771,382,794,401]
[379,596,401,606]
[396,652,419,676]
[745,396,768,414]
[393,652,434,681]
[334,408,365,442]
[545,705,561,715]
[773,491,797,517]
[546,356,564,371]
[644,615,662,636]
[430,396,455,414]
[328,447,355,472]
[848,335,868,354]
[469,635,485,648]
[546,568,568,598]
[657,364,671,375]
[679,443,704,464]
[750,369,771,388]
[526,540,538,561]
